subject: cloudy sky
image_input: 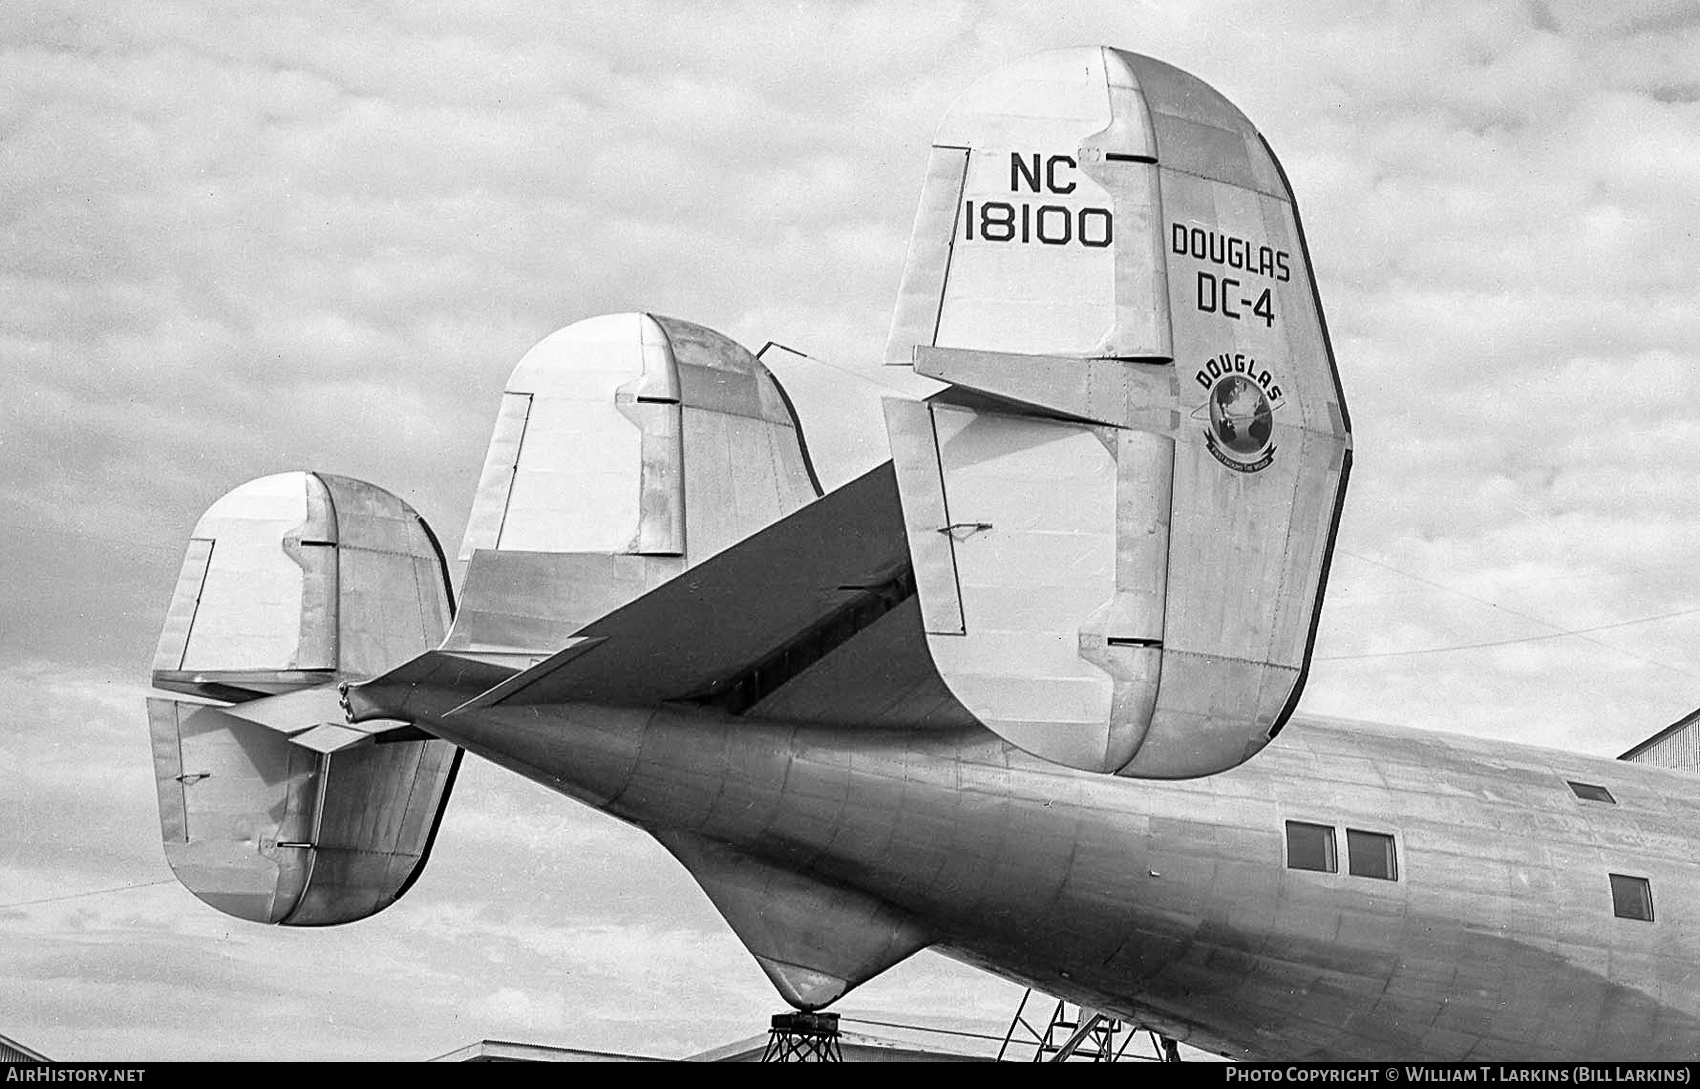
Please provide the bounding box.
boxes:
[5,0,1700,1063]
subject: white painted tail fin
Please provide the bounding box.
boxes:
[450,313,820,660]
[884,48,1351,778]
[886,47,1169,363]
[148,472,461,925]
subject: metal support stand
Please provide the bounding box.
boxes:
[996,988,1182,1062]
[761,1011,843,1062]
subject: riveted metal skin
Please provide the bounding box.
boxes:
[148,472,460,926]
[447,312,820,673]
[882,47,1352,780]
[352,676,1700,1061]
[143,45,1700,1061]
[456,312,817,598]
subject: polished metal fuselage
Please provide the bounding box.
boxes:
[417,700,1700,1061]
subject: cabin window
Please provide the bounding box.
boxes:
[1346,829,1399,881]
[1610,874,1654,921]
[1285,821,1336,873]
[1568,781,1616,804]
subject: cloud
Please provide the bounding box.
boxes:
[6,0,1700,1061]
[472,986,566,1031]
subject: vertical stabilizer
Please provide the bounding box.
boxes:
[450,313,820,658]
[148,472,461,925]
[883,48,1351,778]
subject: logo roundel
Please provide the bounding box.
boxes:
[1194,354,1283,473]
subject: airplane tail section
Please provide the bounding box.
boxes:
[884,48,1352,778]
[147,472,461,925]
[447,312,820,663]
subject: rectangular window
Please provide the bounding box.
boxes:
[1285,821,1336,873]
[1568,781,1616,804]
[1346,829,1399,881]
[1610,874,1654,921]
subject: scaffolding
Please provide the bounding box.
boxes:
[996,989,1180,1062]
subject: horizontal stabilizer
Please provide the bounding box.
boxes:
[443,551,653,661]
[446,638,604,714]
[172,684,415,748]
[216,684,346,736]
[287,722,378,754]
[745,597,981,730]
[427,463,916,714]
[350,465,986,734]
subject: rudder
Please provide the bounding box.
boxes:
[148,471,461,925]
[884,47,1351,779]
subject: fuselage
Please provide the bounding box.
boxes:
[402,696,1700,1061]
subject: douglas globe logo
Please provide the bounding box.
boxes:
[1193,352,1284,473]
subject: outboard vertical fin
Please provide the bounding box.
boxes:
[148,472,461,925]
[448,313,821,662]
[884,48,1351,778]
